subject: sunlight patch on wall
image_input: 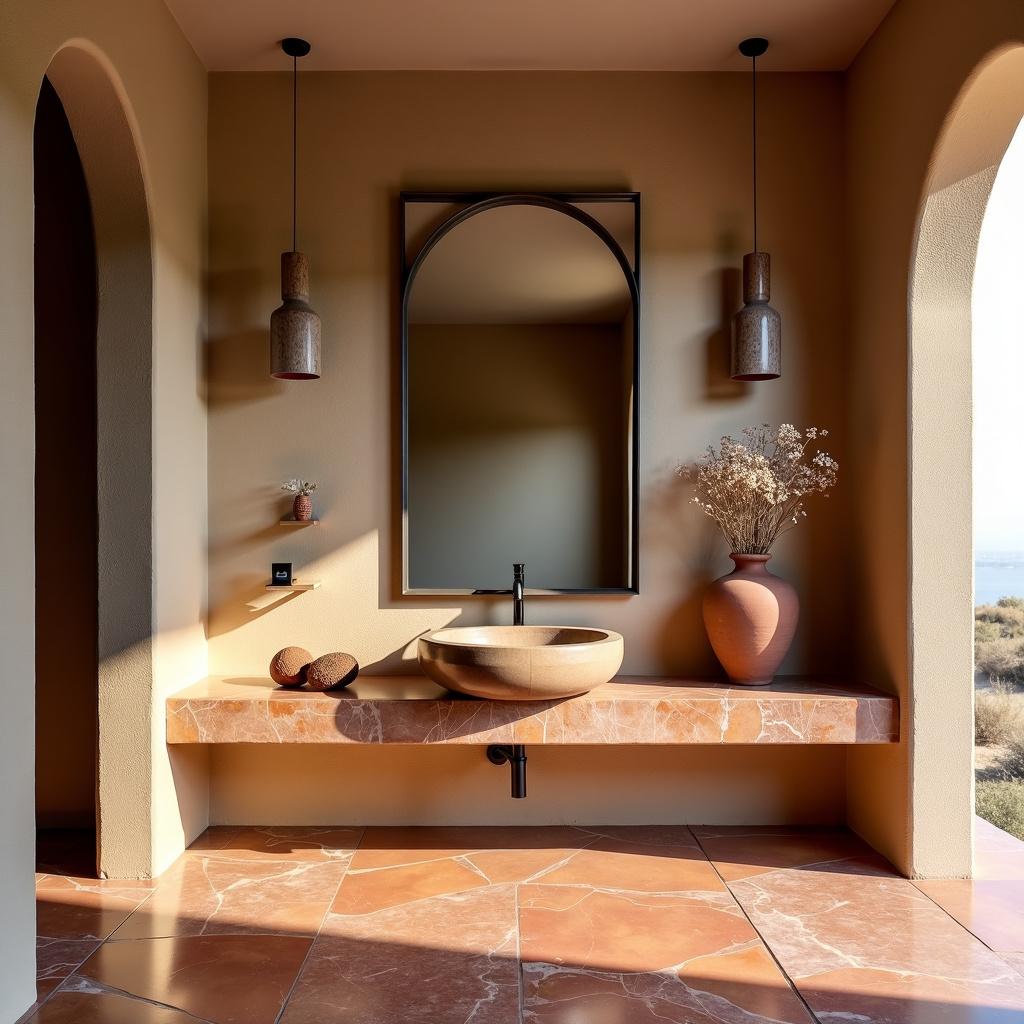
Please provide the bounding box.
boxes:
[209,529,461,675]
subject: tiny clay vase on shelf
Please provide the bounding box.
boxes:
[293,494,312,521]
[702,553,798,686]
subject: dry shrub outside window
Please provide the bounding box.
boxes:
[976,598,1024,684]
[976,681,1024,746]
[997,737,1024,779]
[976,779,1024,841]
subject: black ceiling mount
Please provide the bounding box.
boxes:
[281,37,311,58]
[738,37,769,58]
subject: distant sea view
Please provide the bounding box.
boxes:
[976,552,1024,606]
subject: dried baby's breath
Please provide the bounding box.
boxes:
[281,478,318,496]
[680,424,837,554]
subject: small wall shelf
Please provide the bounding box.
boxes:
[265,581,322,592]
[279,519,319,527]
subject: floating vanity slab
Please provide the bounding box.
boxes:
[167,675,898,746]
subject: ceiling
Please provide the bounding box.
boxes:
[163,0,898,73]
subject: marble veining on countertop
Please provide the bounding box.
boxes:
[166,675,898,746]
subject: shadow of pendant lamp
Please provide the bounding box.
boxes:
[271,37,321,380]
[732,37,781,381]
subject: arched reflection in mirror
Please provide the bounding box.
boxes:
[402,194,639,594]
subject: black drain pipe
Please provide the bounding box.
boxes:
[487,744,527,798]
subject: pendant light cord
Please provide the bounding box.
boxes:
[292,53,298,253]
[751,52,758,254]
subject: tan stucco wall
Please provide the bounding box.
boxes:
[0,1,206,1014]
[207,70,851,824]
[845,0,1024,877]
[211,745,846,828]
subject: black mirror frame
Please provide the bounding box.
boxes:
[400,191,641,597]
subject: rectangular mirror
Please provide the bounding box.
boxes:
[401,192,640,595]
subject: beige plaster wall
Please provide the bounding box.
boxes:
[207,70,850,824]
[211,745,846,828]
[845,0,1024,877]
[0,1,206,1013]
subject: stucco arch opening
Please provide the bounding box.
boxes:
[41,41,155,879]
[909,44,1024,876]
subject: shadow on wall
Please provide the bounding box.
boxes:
[204,306,284,408]
[203,191,284,405]
[207,580,305,638]
[205,328,283,406]
[644,465,720,675]
[704,265,749,401]
[206,481,307,639]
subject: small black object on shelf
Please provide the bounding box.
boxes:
[271,562,293,586]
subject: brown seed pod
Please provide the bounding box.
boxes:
[270,646,313,687]
[306,652,359,691]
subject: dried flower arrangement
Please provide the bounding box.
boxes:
[281,479,318,497]
[683,424,837,555]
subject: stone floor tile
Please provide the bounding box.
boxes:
[525,836,725,892]
[999,950,1024,980]
[36,937,101,989]
[519,885,811,1022]
[975,816,1024,880]
[183,826,241,853]
[75,934,312,1024]
[521,947,813,1023]
[520,883,747,973]
[334,852,490,914]
[693,824,898,881]
[110,854,346,939]
[21,981,202,1022]
[209,825,363,862]
[350,825,595,868]
[283,884,520,1023]
[334,825,599,914]
[574,824,702,848]
[36,875,156,941]
[729,865,1024,1022]
[915,877,1024,953]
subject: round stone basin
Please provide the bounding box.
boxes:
[417,625,624,701]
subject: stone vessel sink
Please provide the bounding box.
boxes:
[418,625,624,701]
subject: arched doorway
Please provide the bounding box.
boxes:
[34,74,100,868]
[910,44,1024,874]
[35,43,154,879]
[971,105,1024,838]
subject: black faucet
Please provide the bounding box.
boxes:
[513,563,525,625]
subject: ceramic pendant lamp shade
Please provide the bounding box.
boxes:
[733,252,781,380]
[731,37,781,381]
[271,251,320,379]
[271,37,321,380]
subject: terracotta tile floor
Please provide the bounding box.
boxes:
[21,820,1024,1023]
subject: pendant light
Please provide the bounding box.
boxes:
[731,37,781,381]
[271,37,321,380]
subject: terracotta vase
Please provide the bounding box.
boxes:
[293,494,312,521]
[702,553,798,686]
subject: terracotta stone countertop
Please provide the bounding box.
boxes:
[166,675,899,746]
